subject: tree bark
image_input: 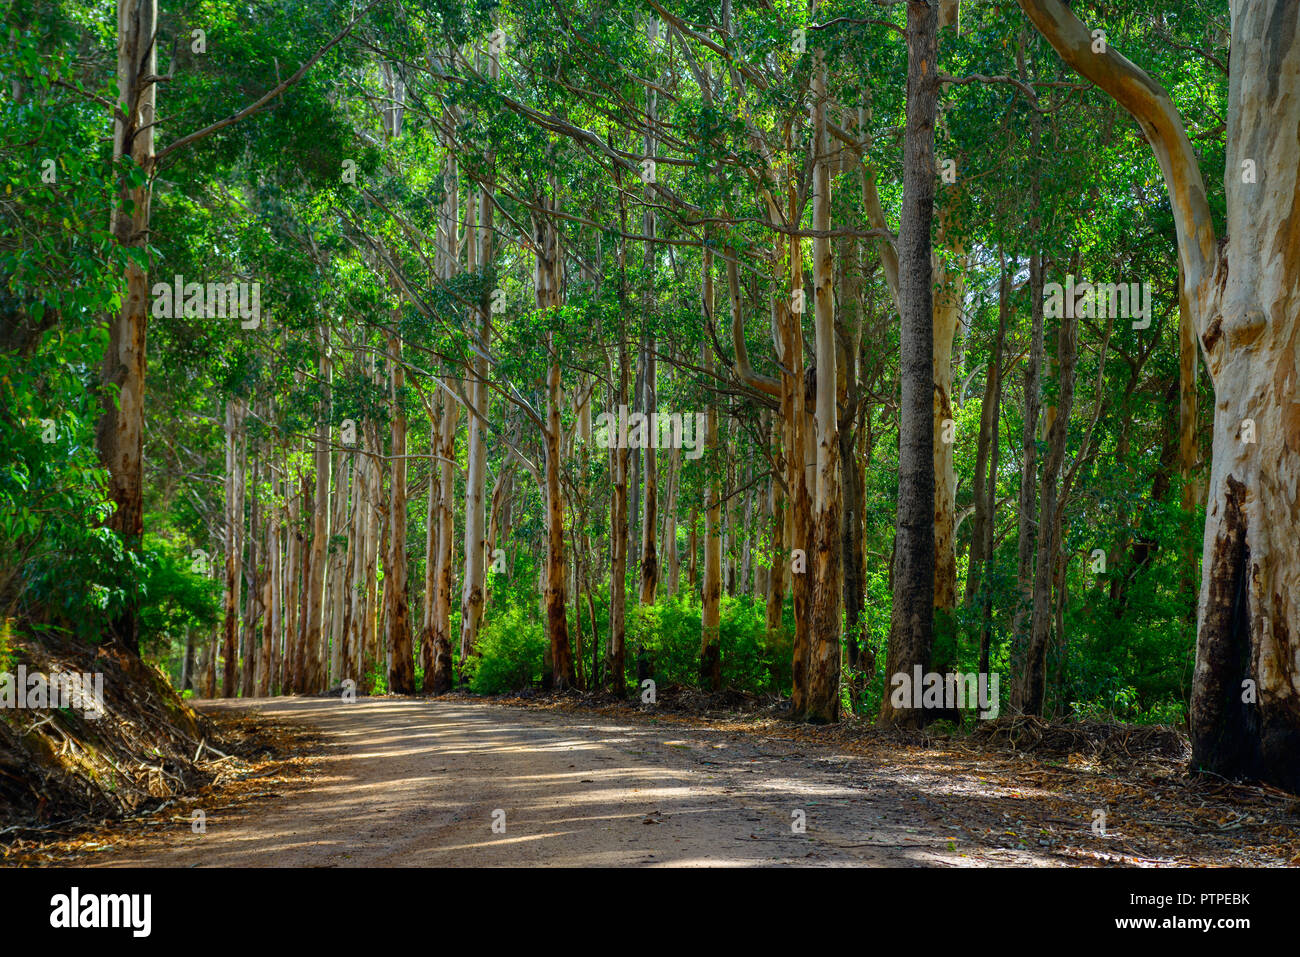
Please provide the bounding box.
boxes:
[302,329,332,695]
[1016,289,1077,714]
[384,333,414,693]
[765,414,788,646]
[608,360,630,696]
[282,459,301,694]
[221,398,247,698]
[700,334,723,691]
[240,444,261,699]
[965,255,1008,609]
[607,172,632,696]
[663,442,681,594]
[430,386,458,693]
[536,195,575,690]
[639,335,659,604]
[460,61,496,665]
[98,0,157,656]
[880,0,939,728]
[932,223,965,615]
[1017,0,1300,791]
[785,179,814,718]
[807,46,842,724]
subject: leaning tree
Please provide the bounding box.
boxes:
[1017,0,1300,792]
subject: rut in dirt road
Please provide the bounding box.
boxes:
[89,698,1050,867]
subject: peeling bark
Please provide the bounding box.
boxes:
[807,47,842,724]
[1019,0,1300,791]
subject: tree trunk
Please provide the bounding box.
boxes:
[327,450,351,687]
[432,387,458,693]
[608,366,631,695]
[1016,290,1077,715]
[261,468,281,697]
[785,193,814,718]
[700,335,723,691]
[302,329,332,695]
[460,101,496,666]
[240,444,261,698]
[339,447,362,691]
[1010,251,1045,707]
[362,441,383,687]
[807,47,842,724]
[419,403,439,691]
[639,336,659,604]
[687,504,699,592]
[1178,261,1200,513]
[536,197,575,690]
[607,177,632,697]
[739,465,754,596]
[221,398,247,698]
[880,0,939,728]
[544,338,574,690]
[288,463,311,693]
[663,442,681,594]
[258,564,273,698]
[98,0,157,656]
[181,627,195,692]
[282,465,301,694]
[965,255,1008,609]
[200,621,217,698]
[1017,0,1300,791]
[766,415,787,646]
[932,229,965,615]
[386,333,414,694]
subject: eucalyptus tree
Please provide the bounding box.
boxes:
[1014,0,1299,790]
[97,0,382,656]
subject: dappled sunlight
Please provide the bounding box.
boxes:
[85,696,1283,869]
[94,696,1054,867]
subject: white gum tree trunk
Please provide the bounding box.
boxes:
[1018,0,1300,791]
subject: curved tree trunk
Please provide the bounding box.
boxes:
[1017,0,1300,791]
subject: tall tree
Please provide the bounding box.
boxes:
[807,44,842,724]
[880,0,940,728]
[1016,0,1300,790]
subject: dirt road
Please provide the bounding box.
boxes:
[83,696,1055,867]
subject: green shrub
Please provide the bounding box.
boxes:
[626,593,775,693]
[469,605,547,694]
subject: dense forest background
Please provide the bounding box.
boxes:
[7,0,1293,791]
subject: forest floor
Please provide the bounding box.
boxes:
[13,694,1300,867]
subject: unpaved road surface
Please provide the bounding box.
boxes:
[90,697,1052,867]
